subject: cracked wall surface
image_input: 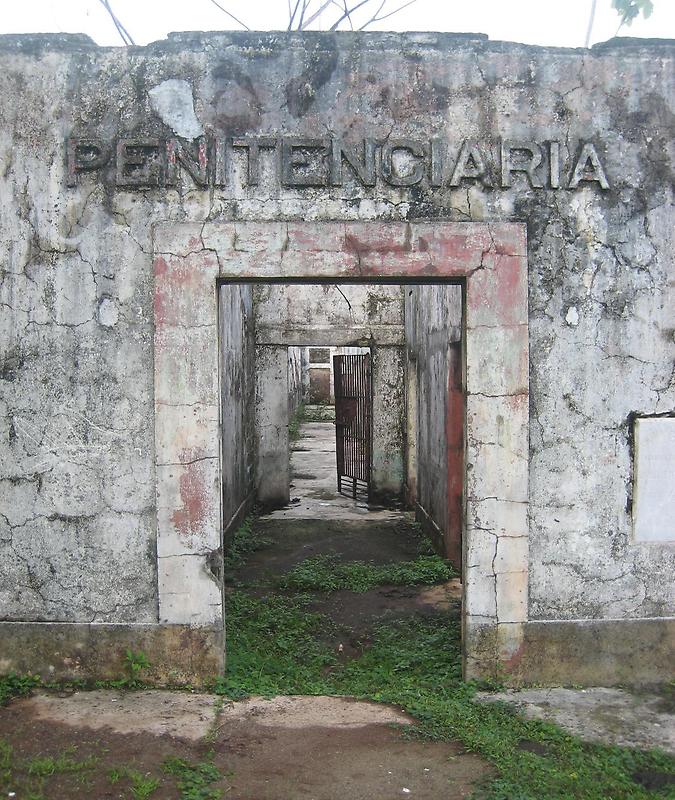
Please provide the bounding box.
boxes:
[0,32,673,635]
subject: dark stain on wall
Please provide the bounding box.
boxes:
[285,37,339,117]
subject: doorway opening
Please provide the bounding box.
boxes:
[220,280,465,657]
[154,220,529,681]
[220,278,465,708]
[287,345,372,516]
[218,279,464,561]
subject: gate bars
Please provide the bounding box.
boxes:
[333,353,372,498]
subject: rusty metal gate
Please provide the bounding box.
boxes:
[334,353,372,498]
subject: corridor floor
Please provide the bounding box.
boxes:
[268,410,398,522]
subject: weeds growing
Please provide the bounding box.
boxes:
[0,673,41,706]
[276,552,456,592]
[216,588,675,800]
[223,515,272,576]
[162,756,223,800]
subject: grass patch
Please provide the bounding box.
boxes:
[109,766,161,799]
[276,553,456,592]
[220,589,675,799]
[223,516,272,576]
[288,402,307,443]
[26,750,98,777]
[162,756,222,799]
[213,591,337,698]
[0,673,41,705]
[0,742,100,800]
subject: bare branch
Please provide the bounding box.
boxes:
[337,0,356,30]
[206,0,251,30]
[298,0,310,30]
[301,0,337,29]
[358,0,386,29]
[329,0,372,30]
[360,0,418,28]
[97,0,135,45]
[584,0,598,47]
[288,0,303,29]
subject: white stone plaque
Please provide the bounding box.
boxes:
[633,417,675,543]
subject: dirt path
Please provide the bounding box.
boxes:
[0,690,487,799]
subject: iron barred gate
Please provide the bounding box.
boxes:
[333,353,372,498]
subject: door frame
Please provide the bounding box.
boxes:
[152,221,529,679]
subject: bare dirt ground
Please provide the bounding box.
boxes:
[0,690,488,799]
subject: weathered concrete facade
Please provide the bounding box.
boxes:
[0,31,673,685]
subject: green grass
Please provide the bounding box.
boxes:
[212,591,337,698]
[162,756,223,800]
[0,742,100,800]
[26,750,98,777]
[288,402,307,444]
[108,766,161,799]
[218,589,675,800]
[223,515,272,576]
[0,673,41,705]
[276,553,456,592]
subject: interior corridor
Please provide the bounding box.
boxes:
[266,405,397,522]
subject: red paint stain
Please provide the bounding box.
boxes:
[502,642,525,673]
[171,451,209,541]
[154,256,169,276]
[495,256,524,307]
[445,342,464,570]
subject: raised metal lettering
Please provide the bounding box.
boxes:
[330,139,376,187]
[66,138,110,187]
[231,137,277,185]
[449,141,491,187]
[116,139,163,187]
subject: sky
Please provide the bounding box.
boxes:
[0,0,674,49]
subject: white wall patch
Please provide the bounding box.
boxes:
[148,79,203,140]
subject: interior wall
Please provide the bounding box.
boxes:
[405,285,463,562]
[219,284,256,540]
[287,346,305,417]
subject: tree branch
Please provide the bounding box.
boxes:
[288,0,303,29]
[97,0,135,45]
[329,0,372,30]
[360,0,417,28]
[302,0,337,29]
[584,0,598,47]
[207,0,251,30]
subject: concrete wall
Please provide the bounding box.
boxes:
[253,283,405,346]
[219,283,255,541]
[287,346,305,416]
[0,31,673,684]
[405,285,463,563]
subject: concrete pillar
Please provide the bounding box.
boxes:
[255,345,290,507]
[371,345,405,499]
